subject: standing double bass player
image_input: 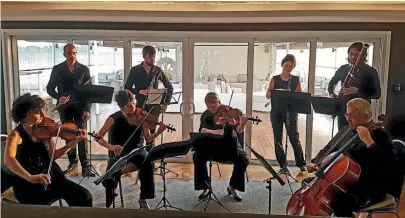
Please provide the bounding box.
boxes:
[287,98,396,217]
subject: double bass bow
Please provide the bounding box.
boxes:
[286,121,384,216]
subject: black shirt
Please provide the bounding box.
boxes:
[272,75,300,91]
[124,63,173,107]
[46,61,92,111]
[328,64,381,102]
[108,111,144,155]
[199,109,235,139]
[312,124,396,203]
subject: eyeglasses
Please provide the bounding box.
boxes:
[344,113,357,120]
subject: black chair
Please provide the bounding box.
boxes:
[357,139,405,218]
[106,131,140,208]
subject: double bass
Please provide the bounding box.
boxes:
[286,121,383,216]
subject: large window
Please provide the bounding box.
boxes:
[193,42,248,135]
[17,40,67,120]
[8,32,387,164]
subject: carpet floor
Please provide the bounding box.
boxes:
[66,176,301,215]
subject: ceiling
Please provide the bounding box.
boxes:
[2,1,405,23]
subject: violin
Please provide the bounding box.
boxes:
[214,105,262,126]
[125,108,176,132]
[286,121,383,216]
[32,117,100,141]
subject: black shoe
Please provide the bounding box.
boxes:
[278,167,288,175]
[63,162,78,174]
[198,189,209,199]
[227,185,242,202]
[299,166,307,172]
[139,199,150,210]
[82,167,96,177]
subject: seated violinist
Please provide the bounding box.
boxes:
[307,98,396,217]
[193,92,249,201]
[4,93,93,206]
[94,90,166,209]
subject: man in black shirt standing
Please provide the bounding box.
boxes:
[193,92,249,202]
[328,42,381,130]
[124,45,173,148]
[46,44,95,177]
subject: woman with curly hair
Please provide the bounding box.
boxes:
[3,93,93,206]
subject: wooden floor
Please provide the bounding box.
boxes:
[53,105,333,161]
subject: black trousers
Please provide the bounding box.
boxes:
[271,111,305,168]
[193,147,249,192]
[13,178,93,207]
[106,149,155,199]
[59,105,89,167]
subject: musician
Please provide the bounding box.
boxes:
[4,93,93,206]
[94,90,166,209]
[193,92,249,201]
[46,44,94,176]
[307,98,396,217]
[328,42,381,130]
[265,54,306,173]
[124,45,174,148]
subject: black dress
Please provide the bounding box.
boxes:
[12,124,92,206]
[270,75,305,168]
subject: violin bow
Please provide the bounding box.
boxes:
[44,122,62,190]
[222,90,234,131]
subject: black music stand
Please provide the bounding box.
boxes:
[94,145,151,186]
[145,140,192,210]
[311,96,345,140]
[245,143,285,215]
[191,132,237,213]
[266,91,311,192]
[70,84,114,183]
[145,89,180,178]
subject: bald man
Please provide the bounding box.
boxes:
[305,98,396,217]
[46,44,95,177]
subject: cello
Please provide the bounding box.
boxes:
[286,121,383,216]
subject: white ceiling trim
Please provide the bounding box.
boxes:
[2,10,405,23]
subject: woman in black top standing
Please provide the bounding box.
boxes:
[3,93,92,206]
[266,54,306,173]
[94,90,166,209]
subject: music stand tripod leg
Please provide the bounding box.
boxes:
[195,159,231,213]
[154,110,179,177]
[154,159,182,210]
[79,117,100,185]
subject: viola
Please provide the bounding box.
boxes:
[214,105,262,126]
[126,108,176,132]
[286,121,383,216]
[32,117,100,141]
